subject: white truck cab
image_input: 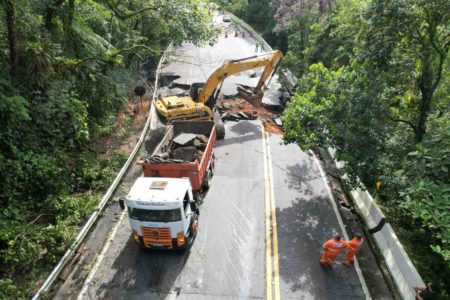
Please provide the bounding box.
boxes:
[119,177,199,250]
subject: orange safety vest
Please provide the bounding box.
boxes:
[323,238,347,254]
[347,238,363,252]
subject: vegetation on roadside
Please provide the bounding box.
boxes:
[0,0,217,298]
[218,0,450,296]
[1,0,448,297]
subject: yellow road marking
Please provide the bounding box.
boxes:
[266,132,281,300]
[262,130,281,300]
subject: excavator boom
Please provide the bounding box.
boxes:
[155,50,284,136]
[198,50,283,104]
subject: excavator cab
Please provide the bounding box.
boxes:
[190,82,205,102]
[191,82,263,108]
[190,82,222,111]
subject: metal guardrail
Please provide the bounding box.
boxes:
[228,13,271,50]
[31,44,173,300]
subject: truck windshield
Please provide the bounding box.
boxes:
[128,207,182,222]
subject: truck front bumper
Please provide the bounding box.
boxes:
[136,236,187,250]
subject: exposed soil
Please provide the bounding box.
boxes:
[216,98,284,135]
[99,95,152,154]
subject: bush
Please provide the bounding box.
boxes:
[0,279,24,299]
[400,121,450,263]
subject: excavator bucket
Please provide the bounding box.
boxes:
[237,85,264,107]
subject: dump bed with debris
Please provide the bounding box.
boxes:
[137,121,216,191]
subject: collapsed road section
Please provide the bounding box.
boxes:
[216,98,284,135]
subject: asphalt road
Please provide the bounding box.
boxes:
[55,121,367,300]
[51,14,378,300]
[159,14,283,106]
[269,134,366,299]
[72,120,266,300]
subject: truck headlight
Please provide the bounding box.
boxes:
[132,230,140,244]
[177,231,185,247]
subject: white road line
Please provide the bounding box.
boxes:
[262,129,273,300]
[77,210,127,300]
[311,150,372,300]
[165,288,178,300]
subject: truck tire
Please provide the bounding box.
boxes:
[202,170,212,189]
[185,216,199,250]
[210,154,215,175]
[213,112,225,140]
[216,123,225,140]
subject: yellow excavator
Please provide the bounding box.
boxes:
[155,50,283,138]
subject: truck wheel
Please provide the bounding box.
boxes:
[202,170,212,189]
[185,216,199,250]
[216,123,225,140]
[185,235,193,251]
[214,112,225,140]
[209,154,215,175]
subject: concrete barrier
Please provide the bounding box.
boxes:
[350,188,385,229]
[350,184,425,300]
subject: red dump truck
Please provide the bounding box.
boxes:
[118,121,216,250]
[137,120,217,203]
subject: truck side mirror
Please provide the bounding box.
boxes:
[119,197,125,210]
[190,201,198,214]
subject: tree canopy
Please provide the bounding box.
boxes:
[1,0,449,297]
[270,0,450,293]
[0,0,217,297]
[216,0,450,295]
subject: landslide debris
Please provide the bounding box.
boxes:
[216,98,284,135]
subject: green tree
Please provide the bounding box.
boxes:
[362,0,450,142]
[281,0,450,291]
[400,118,450,262]
[283,63,388,186]
[0,0,218,297]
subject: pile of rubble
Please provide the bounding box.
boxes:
[219,111,257,122]
[216,98,284,135]
[145,133,208,164]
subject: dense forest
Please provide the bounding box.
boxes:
[0,0,449,298]
[0,0,217,298]
[220,0,450,295]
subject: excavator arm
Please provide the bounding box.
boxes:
[197,50,283,105]
[155,50,283,128]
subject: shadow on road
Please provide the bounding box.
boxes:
[94,236,190,299]
[276,162,365,299]
[284,161,322,194]
[215,120,262,147]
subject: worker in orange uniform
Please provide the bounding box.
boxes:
[344,234,364,266]
[320,234,347,266]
